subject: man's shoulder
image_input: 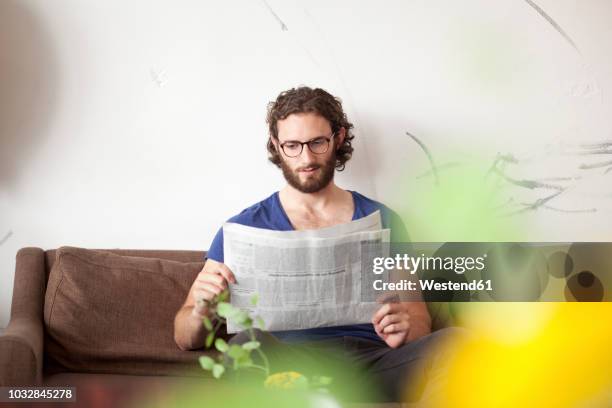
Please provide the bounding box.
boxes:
[351,190,397,217]
[227,192,275,223]
[351,190,409,241]
[226,192,287,230]
[207,192,286,262]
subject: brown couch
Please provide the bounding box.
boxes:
[0,246,228,407]
[1,246,445,407]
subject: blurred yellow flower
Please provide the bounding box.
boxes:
[413,303,612,407]
[264,371,308,390]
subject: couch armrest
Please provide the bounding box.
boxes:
[0,247,46,386]
[0,317,43,385]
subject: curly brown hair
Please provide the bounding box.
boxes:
[266,86,355,171]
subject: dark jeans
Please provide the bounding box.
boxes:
[227,327,467,403]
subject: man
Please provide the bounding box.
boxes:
[174,86,459,402]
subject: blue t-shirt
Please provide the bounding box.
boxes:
[207,190,408,344]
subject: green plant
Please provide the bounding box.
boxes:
[198,291,270,379]
[197,291,332,391]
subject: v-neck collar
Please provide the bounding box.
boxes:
[274,190,358,231]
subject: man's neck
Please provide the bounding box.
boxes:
[279,182,346,214]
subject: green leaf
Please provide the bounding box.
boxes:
[242,317,253,328]
[218,290,229,302]
[255,317,265,329]
[217,302,238,318]
[250,293,259,306]
[205,332,215,348]
[212,364,225,379]
[314,376,333,385]
[234,312,253,329]
[214,338,229,352]
[242,341,260,351]
[236,355,253,367]
[233,310,249,324]
[202,316,213,331]
[228,344,246,359]
[198,356,215,370]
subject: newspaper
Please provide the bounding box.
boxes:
[223,210,390,333]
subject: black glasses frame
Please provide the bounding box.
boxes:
[279,132,336,158]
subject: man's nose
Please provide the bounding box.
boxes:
[300,144,316,161]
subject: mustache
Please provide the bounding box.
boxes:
[296,164,321,171]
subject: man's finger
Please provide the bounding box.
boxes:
[372,302,401,324]
[216,264,237,284]
[383,321,409,334]
[372,303,391,325]
[379,313,402,329]
[198,273,226,289]
[199,282,223,296]
[192,288,217,305]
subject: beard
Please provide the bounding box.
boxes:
[280,154,336,194]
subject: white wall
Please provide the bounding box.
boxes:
[2,0,611,327]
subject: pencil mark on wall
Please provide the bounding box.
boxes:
[486,153,518,181]
[565,145,612,155]
[542,205,597,214]
[490,141,612,215]
[495,153,519,165]
[503,190,566,216]
[0,230,13,246]
[149,68,167,88]
[493,191,597,217]
[492,197,516,211]
[406,131,439,186]
[579,159,612,170]
[533,176,582,182]
[491,167,565,190]
[580,141,612,149]
[258,3,321,69]
[261,0,288,31]
[411,135,612,217]
[523,0,580,53]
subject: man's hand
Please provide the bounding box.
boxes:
[372,301,432,348]
[190,259,236,318]
[174,259,236,351]
[372,302,412,348]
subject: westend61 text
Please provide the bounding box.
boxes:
[373,279,493,291]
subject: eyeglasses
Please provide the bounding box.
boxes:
[279,133,335,158]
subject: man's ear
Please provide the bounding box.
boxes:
[269,137,279,151]
[335,127,346,149]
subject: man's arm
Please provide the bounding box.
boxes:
[174,259,236,351]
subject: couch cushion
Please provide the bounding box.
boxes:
[43,246,220,376]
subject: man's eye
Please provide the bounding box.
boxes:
[284,143,299,150]
[309,139,325,147]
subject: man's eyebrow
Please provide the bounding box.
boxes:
[280,135,329,144]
